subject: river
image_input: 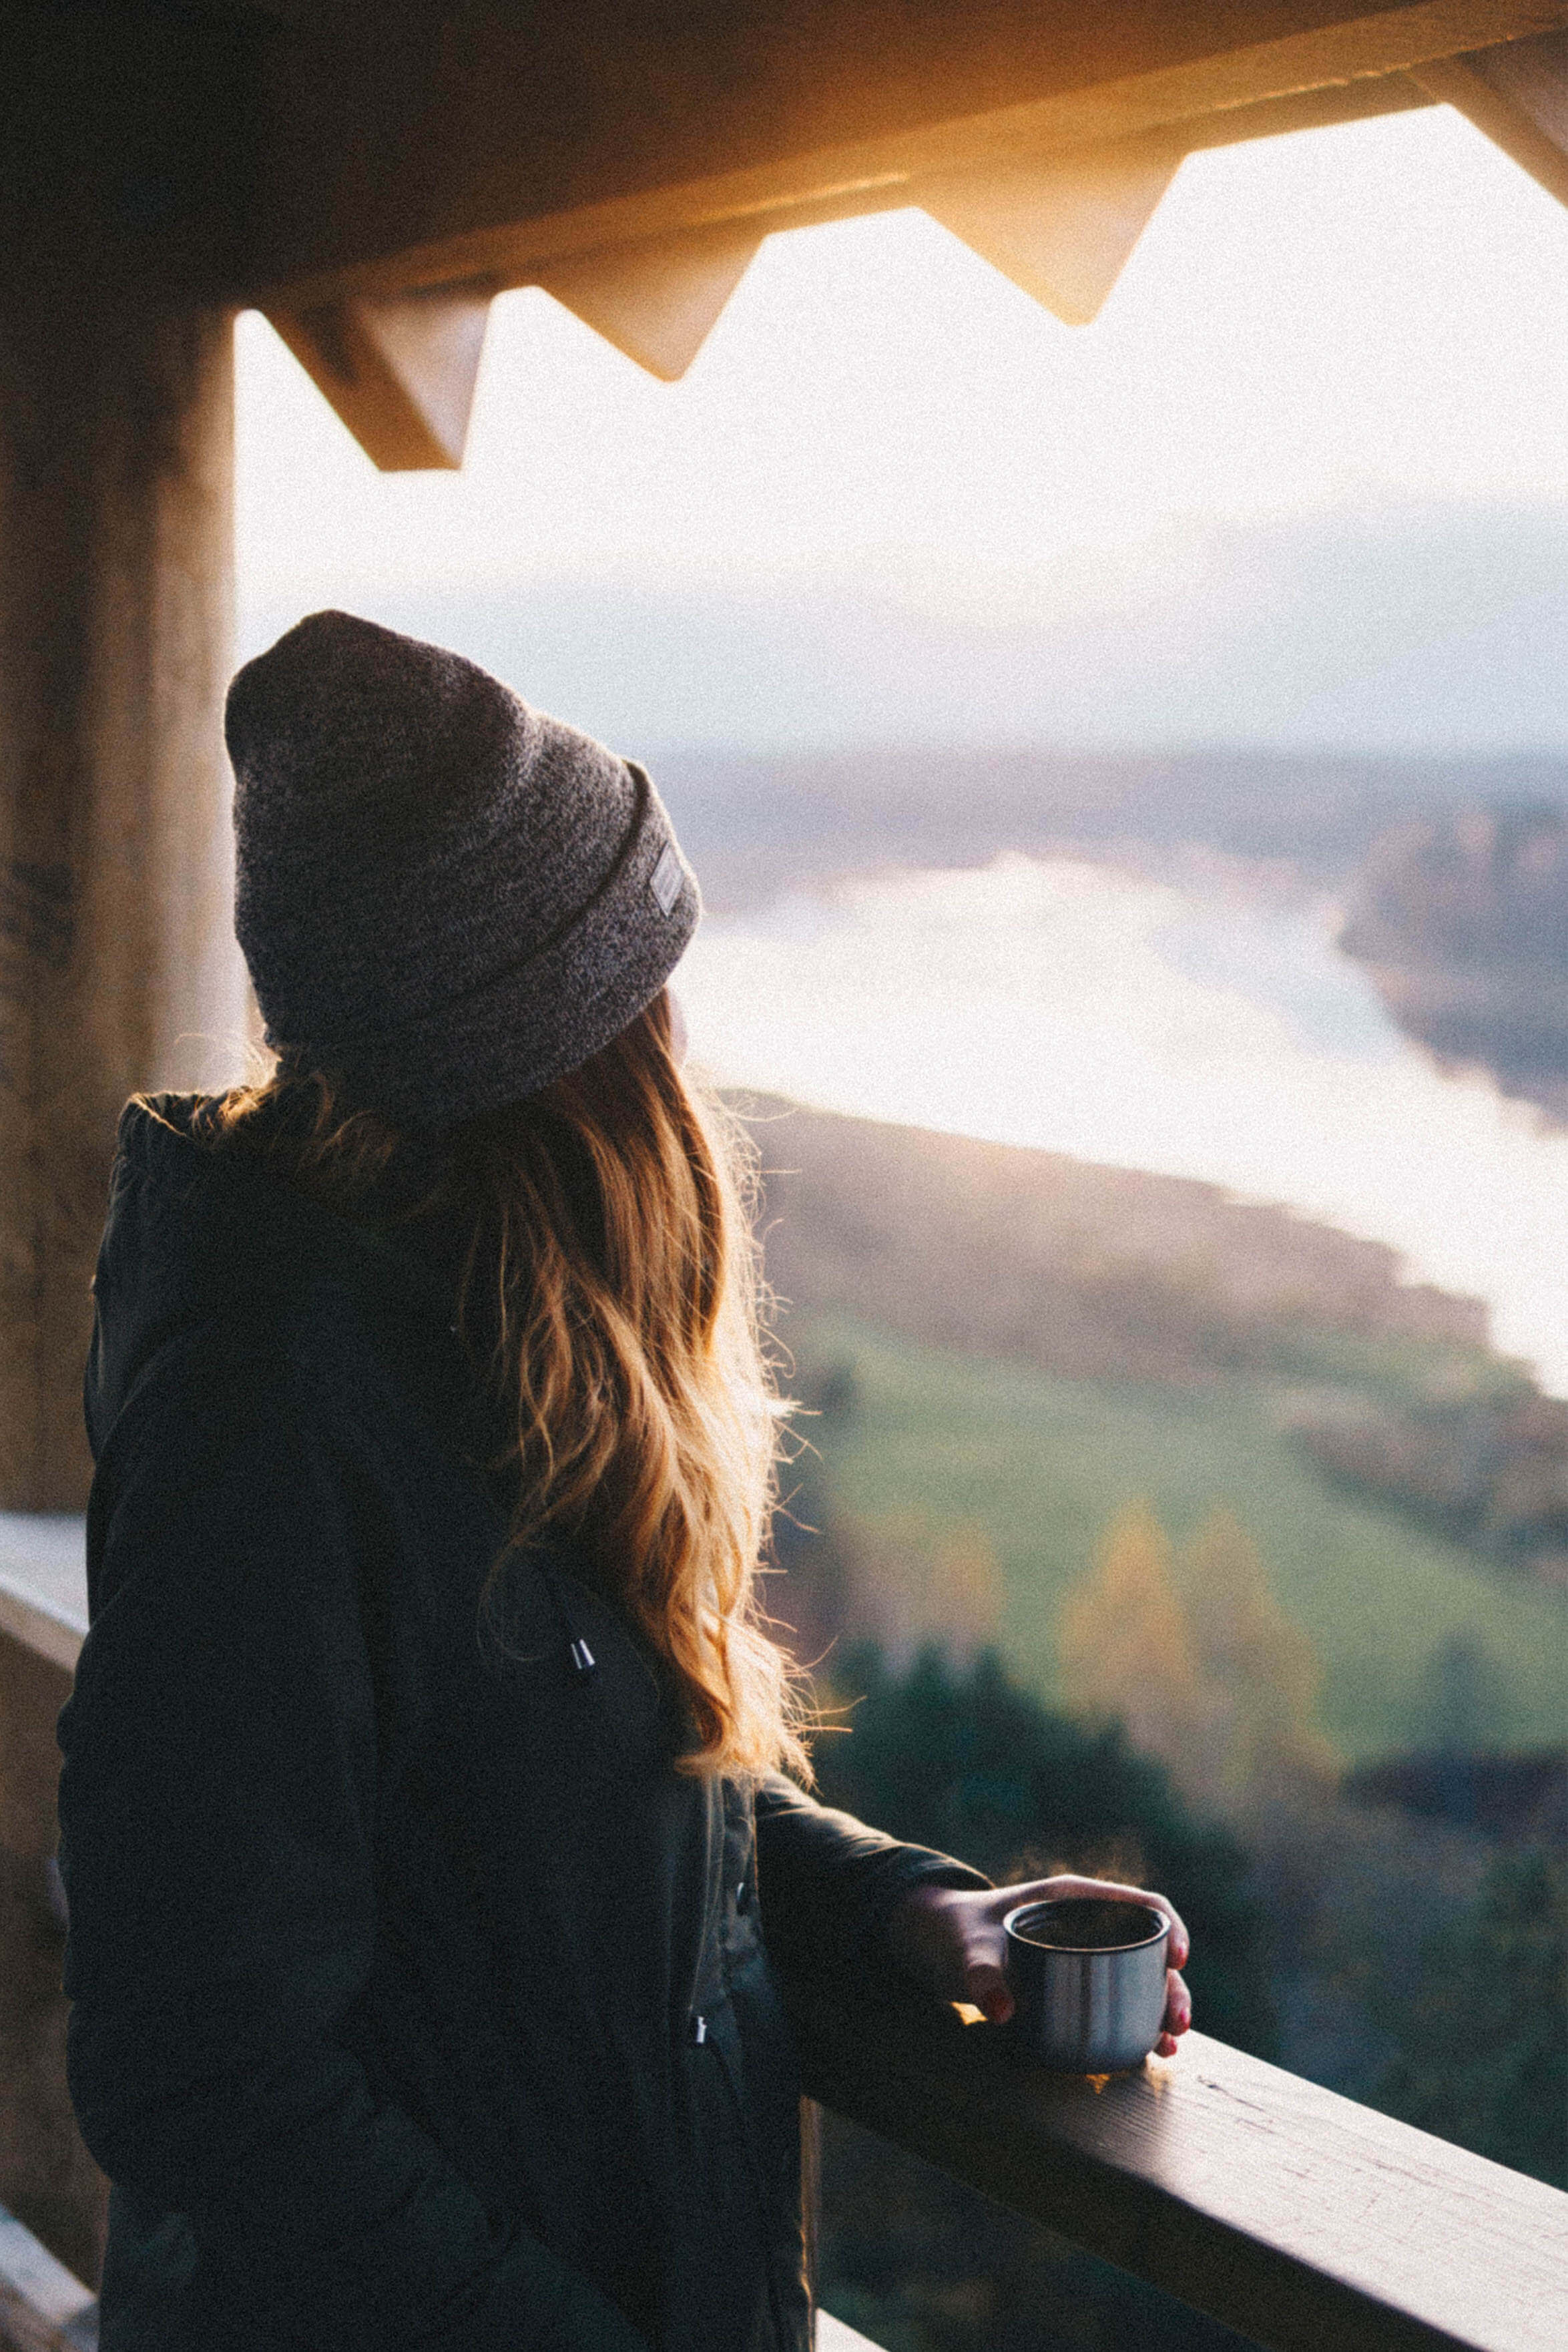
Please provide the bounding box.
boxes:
[674,852,1568,1394]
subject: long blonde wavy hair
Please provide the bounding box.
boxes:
[196,989,807,1782]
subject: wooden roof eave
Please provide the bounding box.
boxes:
[250,1,1568,308]
[246,71,1440,473]
[238,1,1568,470]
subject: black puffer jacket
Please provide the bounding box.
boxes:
[57,1099,988,2352]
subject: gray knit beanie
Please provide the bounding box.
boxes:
[226,611,700,1130]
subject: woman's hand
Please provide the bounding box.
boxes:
[886,1875,1193,2057]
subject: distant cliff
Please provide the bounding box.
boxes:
[1340,804,1568,1124]
[662,748,1568,915]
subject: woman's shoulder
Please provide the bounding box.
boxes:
[93,1296,474,1523]
[91,1092,477,1474]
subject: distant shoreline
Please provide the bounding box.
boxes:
[655,743,1568,916]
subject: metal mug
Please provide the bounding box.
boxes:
[1003,1895,1171,2072]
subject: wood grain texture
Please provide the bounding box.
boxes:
[786,1972,1568,2352]
[0,278,246,1511]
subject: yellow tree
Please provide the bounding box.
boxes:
[1057,1501,1221,1794]
[1178,1507,1341,1814]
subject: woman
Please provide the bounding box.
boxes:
[57,612,1191,2351]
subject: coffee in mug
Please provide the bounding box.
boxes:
[1003,1895,1170,2072]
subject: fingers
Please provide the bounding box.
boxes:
[1027,1877,1190,1972]
[963,1956,1015,2026]
[1082,1882,1188,1971]
[885,1886,975,2002]
[909,1881,1194,2046]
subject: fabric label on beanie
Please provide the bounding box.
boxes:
[650,843,684,916]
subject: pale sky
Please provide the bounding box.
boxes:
[237,103,1568,749]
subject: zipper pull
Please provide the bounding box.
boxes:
[569,1638,597,1678]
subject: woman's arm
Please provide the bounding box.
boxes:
[752,1771,991,1981]
[754,1782,1192,2054]
[59,1354,647,2352]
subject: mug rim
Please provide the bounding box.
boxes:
[1003,1897,1170,1955]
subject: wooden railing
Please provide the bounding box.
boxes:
[0,2207,886,2352]
[787,1970,1568,2352]
[0,2207,96,2351]
[0,1523,101,2329]
[0,2203,889,2352]
[1,1525,1565,2352]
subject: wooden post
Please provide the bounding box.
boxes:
[0,292,244,1511]
[0,11,253,2294]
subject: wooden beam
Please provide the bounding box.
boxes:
[265,75,1442,462]
[266,285,495,469]
[535,222,762,381]
[254,3,1568,310]
[268,228,759,466]
[1411,26,1568,202]
[1175,63,1435,149]
[253,99,1449,473]
[917,134,1185,324]
[786,1971,1568,2352]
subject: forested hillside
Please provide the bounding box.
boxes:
[747,1094,1488,1383]
[740,1098,1568,1762]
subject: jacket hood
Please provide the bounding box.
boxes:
[85,1095,458,1461]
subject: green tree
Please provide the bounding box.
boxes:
[1372,1845,1568,2188]
[1418,1628,1509,1756]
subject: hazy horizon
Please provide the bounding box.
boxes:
[240,494,1568,759]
